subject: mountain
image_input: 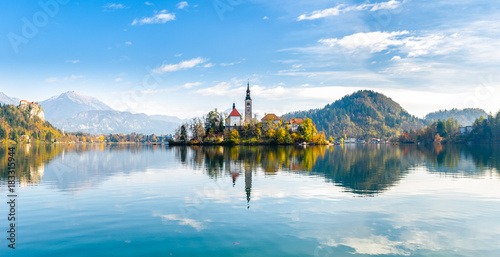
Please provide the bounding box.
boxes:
[36,91,181,135]
[39,91,113,122]
[0,92,20,105]
[56,110,178,135]
[282,90,425,139]
[425,108,488,126]
[150,114,185,124]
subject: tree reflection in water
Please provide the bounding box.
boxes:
[1,143,499,195]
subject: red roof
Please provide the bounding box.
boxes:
[229,108,241,117]
[261,113,280,121]
[289,118,303,124]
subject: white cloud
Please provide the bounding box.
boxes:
[144,1,153,5]
[104,3,126,9]
[66,59,80,64]
[182,82,203,89]
[125,41,132,45]
[220,59,245,66]
[263,16,269,20]
[114,77,123,82]
[391,56,402,61]
[45,75,84,83]
[132,10,175,25]
[297,0,402,21]
[45,77,58,83]
[370,0,401,11]
[177,1,188,9]
[153,57,208,73]
[195,81,235,96]
[203,62,214,68]
[297,6,342,21]
[319,31,409,53]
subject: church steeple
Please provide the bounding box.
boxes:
[245,80,252,123]
[232,102,236,110]
[245,80,251,100]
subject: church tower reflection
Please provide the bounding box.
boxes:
[245,167,252,208]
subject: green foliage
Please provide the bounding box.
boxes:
[0,125,6,139]
[394,118,462,144]
[228,129,240,144]
[45,131,53,142]
[180,124,188,142]
[282,90,425,140]
[300,118,316,142]
[0,104,61,142]
[467,112,500,143]
[205,108,225,135]
[425,108,487,126]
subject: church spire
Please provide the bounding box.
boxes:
[232,102,235,110]
[245,80,251,100]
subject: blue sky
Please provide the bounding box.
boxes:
[1,0,499,118]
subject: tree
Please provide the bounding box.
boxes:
[276,127,287,144]
[228,129,240,144]
[301,118,316,142]
[0,126,6,139]
[45,131,53,142]
[180,124,188,142]
[190,118,205,142]
[205,109,224,135]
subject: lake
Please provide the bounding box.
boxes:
[1,143,500,256]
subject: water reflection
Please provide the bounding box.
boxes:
[1,143,499,195]
[1,143,500,257]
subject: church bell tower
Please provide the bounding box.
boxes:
[245,80,252,124]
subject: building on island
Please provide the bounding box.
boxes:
[287,118,303,132]
[226,103,242,128]
[261,113,280,124]
[226,81,254,129]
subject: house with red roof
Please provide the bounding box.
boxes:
[287,118,303,132]
[226,103,242,128]
[261,113,281,129]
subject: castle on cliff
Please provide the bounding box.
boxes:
[19,100,45,121]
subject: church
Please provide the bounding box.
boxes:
[226,81,252,128]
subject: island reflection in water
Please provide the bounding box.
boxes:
[2,143,499,194]
[1,143,500,257]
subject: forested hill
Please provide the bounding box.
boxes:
[282,90,425,139]
[0,104,62,142]
[425,108,488,126]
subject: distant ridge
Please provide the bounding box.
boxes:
[425,108,488,126]
[40,91,113,122]
[0,92,20,105]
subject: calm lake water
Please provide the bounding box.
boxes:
[1,143,500,256]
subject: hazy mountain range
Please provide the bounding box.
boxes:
[424,108,488,126]
[0,91,184,135]
[0,92,20,105]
